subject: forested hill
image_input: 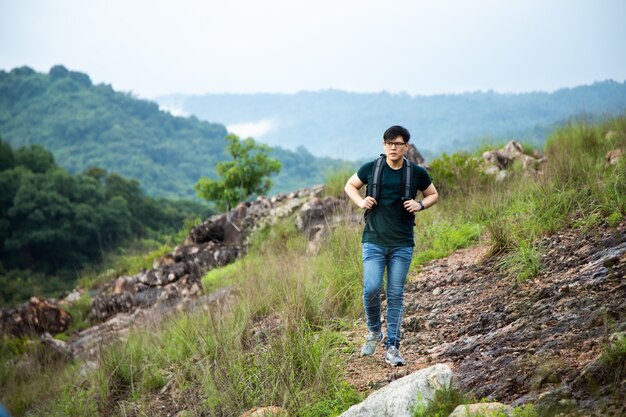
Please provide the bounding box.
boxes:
[0,66,347,198]
[157,81,626,160]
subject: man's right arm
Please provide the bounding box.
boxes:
[344,173,377,209]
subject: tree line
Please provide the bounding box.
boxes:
[0,66,347,199]
[0,140,211,305]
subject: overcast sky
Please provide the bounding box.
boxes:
[1,0,625,99]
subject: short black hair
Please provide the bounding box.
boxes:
[383,125,410,143]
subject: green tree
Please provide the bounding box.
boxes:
[195,134,281,211]
[14,145,55,173]
[0,139,15,171]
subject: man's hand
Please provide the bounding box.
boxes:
[403,199,423,213]
[359,196,378,209]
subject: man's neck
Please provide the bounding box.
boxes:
[386,157,404,170]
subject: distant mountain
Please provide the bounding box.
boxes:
[156,82,626,160]
[0,66,347,199]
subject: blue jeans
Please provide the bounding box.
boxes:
[362,242,413,349]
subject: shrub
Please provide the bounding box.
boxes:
[323,164,357,198]
[429,152,487,196]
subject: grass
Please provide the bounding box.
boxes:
[496,239,541,283]
[12,214,364,416]
[55,292,94,340]
[201,259,242,293]
[2,115,625,416]
[323,164,356,198]
[76,217,203,292]
[597,333,626,396]
[416,114,626,282]
[412,385,467,417]
[412,212,481,269]
[411,385,541,417]
[77,239,173,290]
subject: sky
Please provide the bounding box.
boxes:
[1,0,625,99]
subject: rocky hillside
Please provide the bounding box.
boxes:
[1,133,624,416]
[341,222,625,416]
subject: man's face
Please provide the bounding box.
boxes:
[383,135,408,162]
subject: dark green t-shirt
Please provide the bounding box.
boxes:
[357,159,432,247]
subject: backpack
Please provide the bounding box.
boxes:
[363,154,415,229]
[366,154,413,201]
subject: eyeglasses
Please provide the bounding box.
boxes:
[384,141,407,149]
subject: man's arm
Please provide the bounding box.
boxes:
[402,183,439,213]
[344,173,378,209]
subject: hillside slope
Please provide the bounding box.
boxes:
[342,223,625,415]
[1,116,624,416]
[0,66,348,198]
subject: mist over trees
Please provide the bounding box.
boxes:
[157,81,626,161]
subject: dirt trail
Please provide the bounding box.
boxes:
[342,222,626,414]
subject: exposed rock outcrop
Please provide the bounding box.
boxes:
[406,143,427,167]
[482,140,546,180]
[40,332,74,361]
[92,236,240,321]
[72,287,238,360]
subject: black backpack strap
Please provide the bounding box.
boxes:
[400,156,413,201]
[366,154,386,201]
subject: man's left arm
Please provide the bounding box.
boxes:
[402,183,439,213]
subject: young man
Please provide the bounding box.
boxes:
[344,125,438,366]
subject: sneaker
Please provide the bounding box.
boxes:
[360,331,383,356]
[384,346,406,367]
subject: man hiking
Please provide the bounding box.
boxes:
[344,125,439,366]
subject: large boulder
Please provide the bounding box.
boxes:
[40,332,74,361]
[338,364,452,417]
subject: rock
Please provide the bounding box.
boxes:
[483,165,500,176]
[223,203,248,246]
[60,288,83,305]
[78,360,99,378]
[448,402,513,417]
[91,291,134,321]
[40,332,74,361]
[406,144,427,166]
[481,140,545,179]
[0,297,72,336]
[609,331,625,343]
[605,147,624,167]
[189,214,226,243]
[296,196,341,236]
[152,253,175,269]
[245,313,284,346]
[239,406,288,417]
[113,276,135,294]
[482,150,513,170]
[604,130,623,141]
[338,364,452,417]
[502,140,524,157]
